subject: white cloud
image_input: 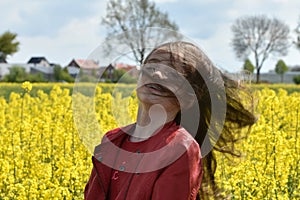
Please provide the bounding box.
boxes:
[10,15,105,66]
[2,0,300,72]
[177,0,300,72]
[4,0,108,65]
[0,1,40,32]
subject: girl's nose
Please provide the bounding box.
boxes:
[152,70,166,79]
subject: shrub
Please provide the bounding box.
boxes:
[293,75,300,84]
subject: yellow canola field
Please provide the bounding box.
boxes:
[216,88,300,199]
[0,83,299,199]
[0,83,137,200]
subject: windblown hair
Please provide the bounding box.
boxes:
[144,41,257,200]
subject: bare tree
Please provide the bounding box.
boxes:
[231,15,290,83]
[101,0,181,66]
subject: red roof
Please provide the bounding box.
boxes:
[115,63,136,71]
[68,59,100,69]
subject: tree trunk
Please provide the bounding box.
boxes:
[256,68,261,83]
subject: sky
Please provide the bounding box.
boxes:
[0,0,299,73]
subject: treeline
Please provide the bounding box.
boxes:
[1,65,74,83]
[1,65,137,83]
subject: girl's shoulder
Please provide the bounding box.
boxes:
[166,126,201,156]
[103,123,136,143]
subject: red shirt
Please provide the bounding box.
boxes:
[85,121,203,200]
[109,136,146,199]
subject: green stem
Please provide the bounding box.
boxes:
[19,92,25,150]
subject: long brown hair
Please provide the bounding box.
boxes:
[144,41,257,199]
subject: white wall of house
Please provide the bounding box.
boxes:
[0,63,31,78]
[39,60,50,67]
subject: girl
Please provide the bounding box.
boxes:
[84,41,257,199]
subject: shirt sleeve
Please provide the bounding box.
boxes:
[84,157,107,200]
[151,142,203,200]
[84,167,100,199]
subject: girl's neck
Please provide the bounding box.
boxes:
[130,104,177,142]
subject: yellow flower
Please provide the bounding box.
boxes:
[0,83,299,199]
[21,81,32,92]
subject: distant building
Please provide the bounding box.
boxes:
[30,65,54,80]
[27,57,56,80]
[27,57,50,67]
[258,70,300,84]
[115,63,139,78]
[67,59,100,69]
[66,59,102,77]
[0,56,56,80]
[1,56,140,82]
[290,65,300,72]
[66,66,80,78]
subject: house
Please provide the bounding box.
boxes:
[30,65,54,80]
[66,66,80,78]
[27,57,50,67]
[290,65,300,72]
[102,63,115,80]
[97,63,139,82]
[0,56,55,81]
[115,63,139,78]
[66,59,104,78]
[67,59,100,69]
[26,57,57,80]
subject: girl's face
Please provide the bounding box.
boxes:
[136,51,184,112]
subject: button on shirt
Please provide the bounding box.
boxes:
[109,136,145,199]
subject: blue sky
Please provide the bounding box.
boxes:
[0,0,299,72]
